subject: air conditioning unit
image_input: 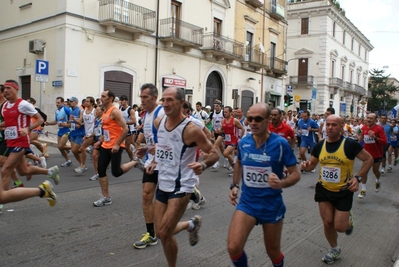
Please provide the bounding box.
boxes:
[29,39,45,54]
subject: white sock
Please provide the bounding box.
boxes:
[376,179,380,183]
[47,169,53,176]
[188,220,195,231]
[361,183,366,191]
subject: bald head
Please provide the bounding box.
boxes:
[248,102,270,118]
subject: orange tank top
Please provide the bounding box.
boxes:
[101,106,125,149]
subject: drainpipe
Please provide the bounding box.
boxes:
[154,0,160,86]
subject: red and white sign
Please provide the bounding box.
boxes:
[162,77,186,88]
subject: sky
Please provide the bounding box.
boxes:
[338,0,399,80]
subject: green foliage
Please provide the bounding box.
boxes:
[367,69,399,112]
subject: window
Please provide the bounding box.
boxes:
[341,65,345,80]
[301,18,309,35]
[333,22,336,37]
[357,73,361,85]
[351,37,354,51]
[214,18,222,37]
[171,1,181,37]
[270,42,276,68]
[350,70,353,83]
[358,44,361,56]
[245,31,253,61]
[331,60,335,77]
[343,30,346,45]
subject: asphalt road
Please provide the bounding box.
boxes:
[1,144,399,267]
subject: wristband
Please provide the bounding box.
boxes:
[230,183,240,190]
[200,161,207,170]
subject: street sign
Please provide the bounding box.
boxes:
[340,102,346,112]
[35,75,49,83]
[52,80,63,87]
[35,59,49,83]
[294,95,300,102]
[287,85,293,94]
[312,87,317,99]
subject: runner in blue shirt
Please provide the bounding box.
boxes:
[297,110,319,172]
[227,102,300,267]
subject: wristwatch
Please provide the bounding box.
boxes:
[354,175,362,183]
[230,183,240,190]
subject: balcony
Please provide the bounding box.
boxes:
[290,76,314,85]
[241,45,268,71]
[159,18,203,50]
[98,0,156,37]
[270,1,285,20]
[202,33,244,62]
[329,77,343,89]
[245,0,264,8]
[267,57,285,76]
[354,84,366,95]
[344,82,354,92]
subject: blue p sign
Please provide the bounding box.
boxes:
[35,60,49,75]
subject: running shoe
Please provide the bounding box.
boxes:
[380,167,385,174]
[375,181,380,192]
[86,146,93,155]
[11,182,25,189]
[40,156,47,169]
[223,158,228,168]
[0,204,3,214]
[346,211,354,235]
[188,215,202,246]
[74,166,88,174]
[358,190,366,199]
[211,161,219,170]
[38,180,57,207]
[227,166,234,172]
[310,169,316,173]
[61,160,72,167]
[387,166,392,173]
[186,200,194,210]
[133,232,158,249]
[322,247,341,264]
[48,165,60,185]
[89,174,99,181]
[192,196,206,210]
[395,158,399,166]
[93,196,112,207]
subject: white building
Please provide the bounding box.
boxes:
[286,0,373,116]
[0,0,287,121]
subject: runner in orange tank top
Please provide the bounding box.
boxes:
[92,89,143,207]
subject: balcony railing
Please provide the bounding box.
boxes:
[344,81,354,92]
[202,33,244,59]
[290,76,314,85]
[270,1,285,20]
[354,84,366,95]
[245,0,264,8]
[268,57,285,72]
[98,0,156,34]
[159,17,203,47]
[243,45,268,68]
[329,77,343,88]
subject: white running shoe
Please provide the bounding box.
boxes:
[89,174,99,181]
[40,156,47,169]
[223,158,228,168]
[75,166,88,174]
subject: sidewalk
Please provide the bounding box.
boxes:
[38,132,64,147]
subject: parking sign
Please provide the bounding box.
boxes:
[35,60,49,83]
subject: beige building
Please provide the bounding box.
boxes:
[0,0,288,121]
[286,0,373,116]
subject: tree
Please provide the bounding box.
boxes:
[367,69,399,113]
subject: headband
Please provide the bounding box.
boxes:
[4,82,19,90]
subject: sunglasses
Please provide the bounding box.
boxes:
[247,116,266,122]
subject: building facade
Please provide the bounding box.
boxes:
[0,0,288,121]
[286,0,373,116]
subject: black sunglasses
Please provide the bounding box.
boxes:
[247,116,266,122]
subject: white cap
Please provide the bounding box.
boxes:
[205,105,211,109]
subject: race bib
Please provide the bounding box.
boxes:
[243,165,272,188]
[94,127,102,136]
[4,126,18,140]
[363,135,375,144]
[321,166,341,183]
[144,132,154,148]
[155,144,176,166]
[103,130,110,141]
[84,116,92,123]
[301,129,309,136]
[391,135,397,142]
[224,134,231,142]
[70,122,76,131]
